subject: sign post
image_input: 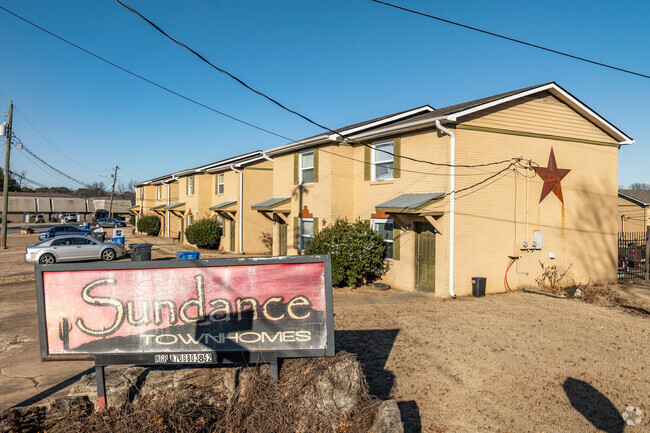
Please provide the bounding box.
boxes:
[35,255,334,410]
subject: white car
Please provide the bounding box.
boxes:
[25,235,125,264]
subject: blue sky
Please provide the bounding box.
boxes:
[0,0,648,189]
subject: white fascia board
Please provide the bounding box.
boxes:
[327,106,435,141]
[265,135,329,156]
[447,83,634,144]
[618,192,648,206]
[198,151,262,172]
[205,155,267,173]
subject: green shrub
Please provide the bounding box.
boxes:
[304,218,388,287]
[185,217,222,249]
[129,215,136,226]
[137,214,161,236]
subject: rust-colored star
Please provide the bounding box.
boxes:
[533,148,571,204]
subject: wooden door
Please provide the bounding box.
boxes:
[415,222,436,292]
[278,219,287,256]
[229,219,236,251]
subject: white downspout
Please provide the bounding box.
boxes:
[435,120,457,299]
[230,165,244,254]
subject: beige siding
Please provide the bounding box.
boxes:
[462,92,619,144]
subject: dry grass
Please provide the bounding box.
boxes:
[16,352,380,433]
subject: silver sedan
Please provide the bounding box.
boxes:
[24,235,126,264]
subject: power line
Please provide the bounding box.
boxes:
[13,105,107,173]
[371,0,650,80]
[0,5,294,142]
[7,169,48,189]
[12,137,94,188]
[114,0,523,172]
[13,149,81,189]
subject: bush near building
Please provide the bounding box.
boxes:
[185,217,222,249]
[137,214,161,236]
[305,218,388,287]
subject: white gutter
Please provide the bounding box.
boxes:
[162,176,178,238]
[435,120,457,299]
[230,165,244,254]
[261,152,273,162]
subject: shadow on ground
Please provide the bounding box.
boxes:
[336,329,422,432]
[563,377,624,433]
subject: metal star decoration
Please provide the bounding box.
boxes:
[533,147,571,204]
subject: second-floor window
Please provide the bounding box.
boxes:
[188,176,194,195]
[300,151,314,184]
[157,185,161,200]
[372,141,394,181]
[217,173,224,195]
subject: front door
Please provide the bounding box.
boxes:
[230,219,236,252]
[278,218,287,256]
[415,222,436,292]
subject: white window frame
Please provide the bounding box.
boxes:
[372,218,394,260]
[187,214,194,226]
[371,140,394,181]
[188,176,194,196]
[216,173,224,195]
[299,217,314,252]
[300,150,314,185]
[157,185,161,200]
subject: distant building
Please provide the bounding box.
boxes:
[618,190,650,232]
[0,192,133,222]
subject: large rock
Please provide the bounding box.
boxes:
[370,399,404,433]
[311,354,364,414]
[67,366,146,410]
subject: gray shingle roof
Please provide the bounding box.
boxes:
[619,190,650,206]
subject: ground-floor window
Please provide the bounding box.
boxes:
[300,218,314,252]
[187,214,194,226]
[372,218,394,259]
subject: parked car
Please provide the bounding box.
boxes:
[25,235,125,264]
[94,217,127,228]
[59,213,78,223]
[28,214,45,223]
[38,225,91,241]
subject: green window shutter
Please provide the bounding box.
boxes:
[313,216,318,235]
[293,217,300,249]
[293,153,299,185]
[393,138,401,179]
[313,148,319,182]
[393,226,400,260]
[364,146,371,181]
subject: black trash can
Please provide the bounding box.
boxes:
[92,231,106,242]
[472,277,486,297]
[130,243,152,261]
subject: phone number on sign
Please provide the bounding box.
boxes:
[154,353,213,364]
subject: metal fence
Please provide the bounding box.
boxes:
[618,231,647,282]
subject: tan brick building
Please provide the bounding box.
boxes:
[134,83,633,297]
[134,152,273,253]
[258,82,633,296]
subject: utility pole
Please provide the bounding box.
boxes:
[1,101,13,250]
[108,165,119,218]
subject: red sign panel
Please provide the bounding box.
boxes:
[36,257,333,360]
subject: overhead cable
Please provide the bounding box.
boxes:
[114,0,521,171]
[371,0,650,80]
[0,5,294,142]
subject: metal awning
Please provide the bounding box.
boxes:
[165,202,186,211]
[210,200,237,211]
[251,197,291,212]
[375,192,444,213]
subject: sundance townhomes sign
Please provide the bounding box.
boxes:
[36,256,334,364]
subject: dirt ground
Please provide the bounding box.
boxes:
[1,230,648,432]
